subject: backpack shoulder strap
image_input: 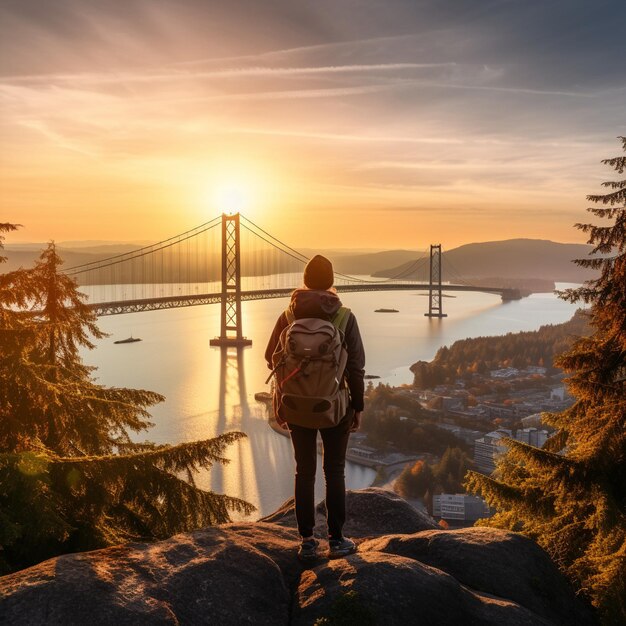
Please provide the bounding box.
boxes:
[331,306,351,333]
[285,306,350,331]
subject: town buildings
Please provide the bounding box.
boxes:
[433,493,492,522]
[474,428,550,474]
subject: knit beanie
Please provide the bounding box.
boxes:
[303,255,334,290]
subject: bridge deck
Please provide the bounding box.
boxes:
[88,283,520,316]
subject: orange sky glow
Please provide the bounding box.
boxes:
[1,1,625,250]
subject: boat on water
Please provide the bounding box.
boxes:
[374,308,399,313]
[114,336,142,344]
[254,391,272,403]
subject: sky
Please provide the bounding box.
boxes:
[1,0,625,249]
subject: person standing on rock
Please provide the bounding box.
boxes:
[265,254,365,563]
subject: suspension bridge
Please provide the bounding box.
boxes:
[64,213,522,346]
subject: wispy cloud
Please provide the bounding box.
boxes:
[17,120,99,157]
[413,81,592,98]
[1,0,624,247]
[3,62,454,85]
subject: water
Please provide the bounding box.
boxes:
[81,284,580,520]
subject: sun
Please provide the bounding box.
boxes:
[194,160,274,221]
[213,181,250,215]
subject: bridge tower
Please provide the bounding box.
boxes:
[424,244,448,318]
[210,213,252,347]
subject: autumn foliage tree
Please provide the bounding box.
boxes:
[396,447,473,501]
[396,460,434,499]
[0,234,254,572]
[466,137,626,623]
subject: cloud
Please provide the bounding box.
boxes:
[1,0,625,246]
[3,62,455,85]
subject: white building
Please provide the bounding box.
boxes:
[521,413,544,428]
[515,427,549,448]
[551,386,568,401]
[474,428,552,474]
[433,494,492,521]
[490,368,520,379]
[474,430,511,474]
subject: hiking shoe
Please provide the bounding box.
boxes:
[328,537,357,559]
[297,538,320,564]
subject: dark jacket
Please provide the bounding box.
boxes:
[264,288,366,412]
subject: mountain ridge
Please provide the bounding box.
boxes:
[373,239,595,283]
[2,239,595,283]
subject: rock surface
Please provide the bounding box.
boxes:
[360,529,584,625]
[294,552,553,626]
[0,489,595,625]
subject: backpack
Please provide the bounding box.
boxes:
[267,307,351,429]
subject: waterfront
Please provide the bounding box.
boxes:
[81,285,580,519]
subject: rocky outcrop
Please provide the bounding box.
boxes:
[295,552,553,626]
[360,529,581,625]
[0,489,595,625]
[409,360,430,389]
[0,524,296,626]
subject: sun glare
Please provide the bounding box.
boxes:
[213,182,250,215]
[196,160,275,222]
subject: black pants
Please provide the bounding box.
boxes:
[288,410,352,540]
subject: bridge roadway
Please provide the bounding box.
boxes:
[88,283,522,316]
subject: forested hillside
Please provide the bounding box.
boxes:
[411,310,589,388]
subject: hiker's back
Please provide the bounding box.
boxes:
[268,289,350,428]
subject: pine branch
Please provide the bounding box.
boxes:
[588,206,625,219]
[587,189,626,205]
[501,438,579,474]
[465,470,525,503]
[54,432,248,474]
[542,429,569,453]
[0,223,21,263]
[601,156,626,175]
[465,470,553,521]
[600,180,626,190]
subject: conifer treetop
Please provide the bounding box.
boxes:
[33,242,106,365]
[0,223,21,264]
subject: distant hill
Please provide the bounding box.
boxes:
[373,239,596,283]
[1,245,143,272]
[330,250,420,276]
[2,239,596,285]
[0,245,422,279]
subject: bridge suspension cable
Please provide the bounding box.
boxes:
[240,215,309,264]
[240,213,429,285]
[62,216,223,306]
[64,216,222,275]
[440,253,472,287]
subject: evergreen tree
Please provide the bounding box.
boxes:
[0,238,255,573]
[396,460,434,499]
[0,223,18,264]
[466,137,626,623]
[434,447,473,493]
[0,223,36,323]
